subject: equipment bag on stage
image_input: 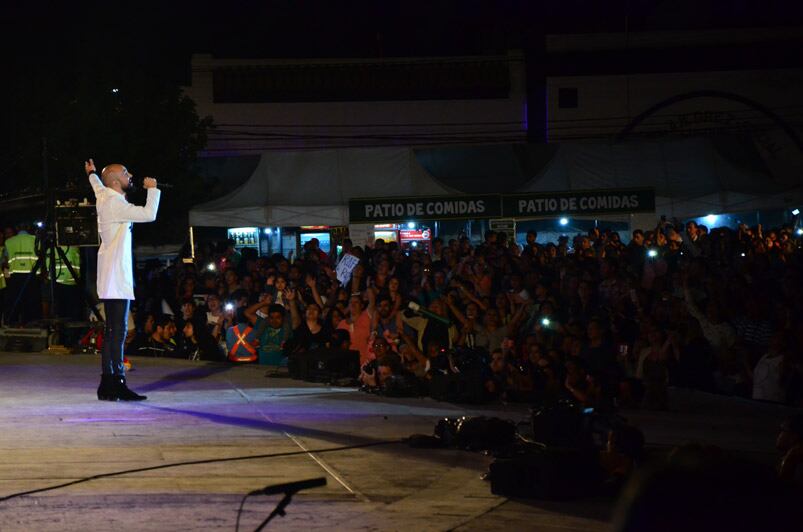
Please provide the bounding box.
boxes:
[226,323,258,363]
[288,349,360,382]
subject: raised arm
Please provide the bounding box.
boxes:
[85,159,104,197]
[285,289,302,329]
[305,275,325,309]
[366,285,377,319]
[444,292,469,327]
[108,185,161,223]
[244,298,271,327]
[453,280,487,311]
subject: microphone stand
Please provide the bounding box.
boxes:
[249,477,326,530]
[254,492,294,531]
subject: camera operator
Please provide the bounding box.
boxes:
[360,347,422,397]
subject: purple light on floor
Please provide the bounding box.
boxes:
[61,417,156,423]
[522,100,528,132]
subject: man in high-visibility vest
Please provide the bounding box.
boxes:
[0,234,8,324]
[4,223,41,325]
[52,246,82,320]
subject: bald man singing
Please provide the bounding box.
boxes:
[85,158,161,401]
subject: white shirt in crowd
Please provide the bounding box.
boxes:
[683,288,736,351]
[89,173,161,300]
[752,353,784,403]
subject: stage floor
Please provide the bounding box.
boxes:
[0,353,794,531]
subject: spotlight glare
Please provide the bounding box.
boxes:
[647,249,658,258]
[793,208,800,216]
[407,222,416,229]
[206,263,216,272]
[559,217,569,226]
[704,214,718,224]
[797,228,803,236]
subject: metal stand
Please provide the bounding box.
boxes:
[253,492,294,531]
[4,139,101,329]
[5,222,100,327]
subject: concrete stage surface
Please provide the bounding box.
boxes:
[0,353,795,531]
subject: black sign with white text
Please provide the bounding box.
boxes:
[349,188,655,222]
[503,188,655,218]
[349,194,501,222]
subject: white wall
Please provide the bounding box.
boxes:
[184,52,528,155]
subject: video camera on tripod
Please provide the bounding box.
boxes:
[5,194,101,330]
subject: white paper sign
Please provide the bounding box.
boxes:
[336,254,360,285]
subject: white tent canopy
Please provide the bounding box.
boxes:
[522,138,801,219]
[189,147,454,227]
[190,138,801,228]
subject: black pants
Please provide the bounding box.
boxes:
[101,299,129,376]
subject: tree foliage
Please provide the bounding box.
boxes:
[1,41,212,242]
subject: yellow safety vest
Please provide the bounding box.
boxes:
[0,245,6,289]
[53,246,81,286]
[5,233,38,275]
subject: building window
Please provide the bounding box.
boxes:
[212,60,511,103]
[558,87,578,108]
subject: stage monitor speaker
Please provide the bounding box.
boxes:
[55,205,99,247]
[0,327,50,352]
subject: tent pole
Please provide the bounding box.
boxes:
[190,226,195,263]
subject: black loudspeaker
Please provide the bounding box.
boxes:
[288,349,360,382]
[489,448,599,499]
[55,205,99,247]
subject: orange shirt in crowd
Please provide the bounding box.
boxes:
[337,310,373,365]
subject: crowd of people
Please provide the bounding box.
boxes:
[124,218,803,409]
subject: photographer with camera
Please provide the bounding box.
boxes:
[360,337,424,397]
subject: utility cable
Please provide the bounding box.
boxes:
[0,438,406,503]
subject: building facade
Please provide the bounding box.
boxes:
[544,27,803,185]
[183,51,528,155]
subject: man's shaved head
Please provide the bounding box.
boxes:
[101,164,133,190]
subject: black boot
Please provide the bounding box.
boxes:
[97,374,119,401]
[114,376,147,401]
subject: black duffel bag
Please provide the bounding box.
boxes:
[288,348,360,383]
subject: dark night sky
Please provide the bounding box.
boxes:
[4,0,802,83]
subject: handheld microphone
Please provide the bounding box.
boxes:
[137,179,174,189]
[145,179,174,189]
[247,477,326,496]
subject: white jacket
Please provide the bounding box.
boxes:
[89,173,161,300]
